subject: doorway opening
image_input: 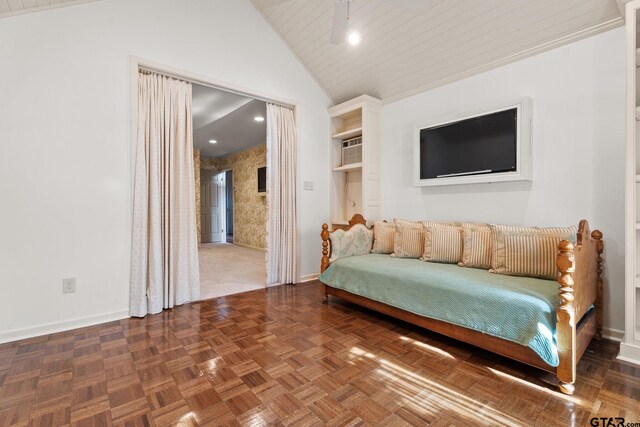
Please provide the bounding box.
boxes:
[199,169,234,244]
[193,83,268,299]
[131,57,299,311]
[200,169,226,244]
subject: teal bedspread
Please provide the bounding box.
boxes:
[320,254,560,367]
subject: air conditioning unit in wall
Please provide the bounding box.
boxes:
[341,136,362,166]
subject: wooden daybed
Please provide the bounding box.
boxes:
[319,214,604,395]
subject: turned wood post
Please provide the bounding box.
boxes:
[321,224,330,273]
[592,230,604,340]
[320,224,330,303]
[556,240,577,395]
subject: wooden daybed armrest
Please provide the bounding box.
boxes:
[555,221,604,395]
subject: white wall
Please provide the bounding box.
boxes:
[381,28,626,334]
[0,0,331,341]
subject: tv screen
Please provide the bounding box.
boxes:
[257,166,267,193]
[419,108,517,180]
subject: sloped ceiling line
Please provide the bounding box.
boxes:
[1,0,624,105]
[252,0,622,103]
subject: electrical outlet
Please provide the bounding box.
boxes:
[303,181,314,191]
[62,277,76,294]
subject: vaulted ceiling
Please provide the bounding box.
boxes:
[2,0,624,104]
[252,0,623,103]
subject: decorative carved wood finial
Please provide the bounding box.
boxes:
[349,214,366,227]
[592,230,604,340]
[556,239,576,395]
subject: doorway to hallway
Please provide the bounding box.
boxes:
[192,83,268,299]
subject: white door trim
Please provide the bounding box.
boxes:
[201,170,226,243]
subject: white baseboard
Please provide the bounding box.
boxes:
[0,309,130,345]
[618,342,640,366]
[298,273,319,283]
[602,327,625,342]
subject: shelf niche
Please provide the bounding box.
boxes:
[328,96,382,230]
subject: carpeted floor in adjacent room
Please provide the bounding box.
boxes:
[198,243,266,300]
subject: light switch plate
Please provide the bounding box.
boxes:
[303,181,314,191]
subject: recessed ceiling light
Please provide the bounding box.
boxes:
[254,116,265,122]
[347,30,361,46]
[209,139,217,144]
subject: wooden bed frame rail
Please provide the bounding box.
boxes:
[320,215,603,395]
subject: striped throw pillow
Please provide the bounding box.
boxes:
[458,223,492,269]
[489,224,578,280]
[392,219,424,258]
[422,223,463,263]
[371,221,395,254]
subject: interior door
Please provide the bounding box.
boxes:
[201,171,225,243]
[225,170,233,239]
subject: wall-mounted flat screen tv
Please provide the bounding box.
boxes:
[414,97,532,186]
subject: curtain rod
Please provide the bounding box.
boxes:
[138,66,294,109]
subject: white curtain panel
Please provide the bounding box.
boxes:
[266,103,298,285]
[130,71,200,317]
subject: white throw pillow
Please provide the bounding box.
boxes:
[329,224,374,262]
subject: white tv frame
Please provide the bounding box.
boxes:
[413,97,533,187]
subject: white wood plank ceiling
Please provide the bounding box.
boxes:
[253,0,623,103]
[0,0,97,18]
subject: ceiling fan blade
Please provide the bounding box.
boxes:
[330,0,349,45]
[255,0,292,8]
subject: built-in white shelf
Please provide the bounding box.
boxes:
[328,95,382,230]
[622,0,640,367]
[332,127,363,140]
[332,162,362,172]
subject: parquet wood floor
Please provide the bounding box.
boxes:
[1,281,639,426]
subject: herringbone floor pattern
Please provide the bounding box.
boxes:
[0,281,638,426]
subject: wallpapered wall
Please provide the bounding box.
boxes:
[197,144,267,249]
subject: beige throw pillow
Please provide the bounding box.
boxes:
[422,223,463,264]
[371,221,395,254]
[458,223,492,269]
[489,224,578,280]
[392,219,424,258]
